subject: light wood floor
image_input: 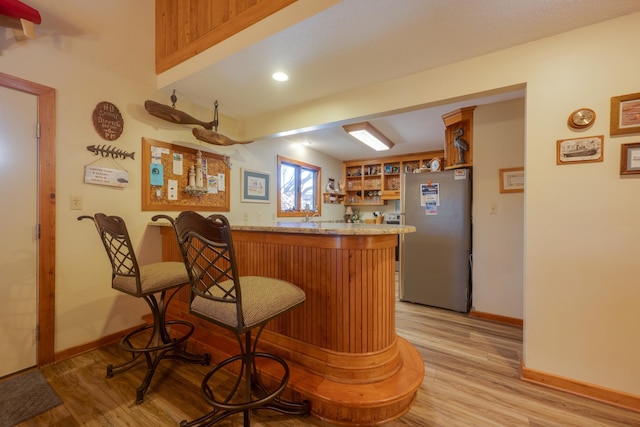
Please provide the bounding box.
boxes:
[17,299,640,426]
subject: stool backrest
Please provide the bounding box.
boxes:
[174,211,243,329]
[80,213,142,296]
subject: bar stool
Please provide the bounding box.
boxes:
[78,213,210,404]
[173,211,309,426]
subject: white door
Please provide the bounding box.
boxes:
[0,86,38,377]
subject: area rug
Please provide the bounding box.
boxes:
[0,370,63,427]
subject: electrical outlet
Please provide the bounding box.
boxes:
[243,212,248,225]
[256,212,262,225]
[70,195,83,210]
[489,203,497,215]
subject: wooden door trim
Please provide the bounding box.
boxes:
[0,72,56,366]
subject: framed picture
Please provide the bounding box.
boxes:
[499,167,524,193]
[241,168,270,203]
[611,92,640,136]
[620,142,640,175]
[326,177,335,192]
[556,135,604,165]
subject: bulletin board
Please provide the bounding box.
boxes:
[141,137,230,211]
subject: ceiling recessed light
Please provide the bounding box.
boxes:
[272,72,289,82]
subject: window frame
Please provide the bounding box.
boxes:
[277,155,322,218]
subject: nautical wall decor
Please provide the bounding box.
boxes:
[452,128,468,165]
[145,99,216,129]
[144,95,253,146]
[83,151,129,188]
[184,150,208,196]
[84,163,129,188]
[192,127,253,146]
[86,144,135,160]
[556,135,604,165]
[92,101,124,141]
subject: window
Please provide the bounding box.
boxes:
[277,155,321,217]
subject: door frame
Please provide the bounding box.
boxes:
[0,72,56,366]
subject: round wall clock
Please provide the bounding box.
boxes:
[568,108,595,129]
[430,158,441,172]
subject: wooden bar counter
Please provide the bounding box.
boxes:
[157,221,423,426]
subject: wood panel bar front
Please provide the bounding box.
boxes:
[159,222,423,425]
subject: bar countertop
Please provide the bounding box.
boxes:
[232,221,415,235]
[152,220,415,235]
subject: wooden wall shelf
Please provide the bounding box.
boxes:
[343,151,444,204]
[323,192,345,204]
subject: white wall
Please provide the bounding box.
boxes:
[1,0,344,352]
[522,17,640,394]
[472,98,525,319]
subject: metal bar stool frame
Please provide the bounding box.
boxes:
[174,211,310,427]
[79,213,210,404]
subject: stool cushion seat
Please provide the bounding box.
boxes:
[113,261,188,296]
[191,276,306,331]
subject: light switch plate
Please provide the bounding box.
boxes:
[70,195,83,210]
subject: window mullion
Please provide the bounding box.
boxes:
[296,166,302,212]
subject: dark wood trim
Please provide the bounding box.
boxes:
[521,361,640,413]
[54,325,141,363]
[469,310,523,327]
[0,72,56,367]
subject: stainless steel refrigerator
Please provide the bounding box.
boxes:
[400,169,471,312]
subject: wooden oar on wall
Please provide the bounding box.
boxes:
[144,100,253,146]
[144,100,216,129]
[192,128,253,146]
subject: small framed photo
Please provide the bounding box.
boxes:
[610,92,640,136]
[326,177,335,193]
[499,167,524,193]
[241,168,270,203]
[620,142,640,175]
[556,135,604,165]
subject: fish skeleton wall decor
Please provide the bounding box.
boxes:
[86,144,135,160]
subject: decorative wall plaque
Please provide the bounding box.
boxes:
[92,101,124,141]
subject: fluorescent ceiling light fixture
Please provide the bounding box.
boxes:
[343,122,394,151]
[272,71,289,81]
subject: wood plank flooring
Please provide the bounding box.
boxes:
[16,299,640,426]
